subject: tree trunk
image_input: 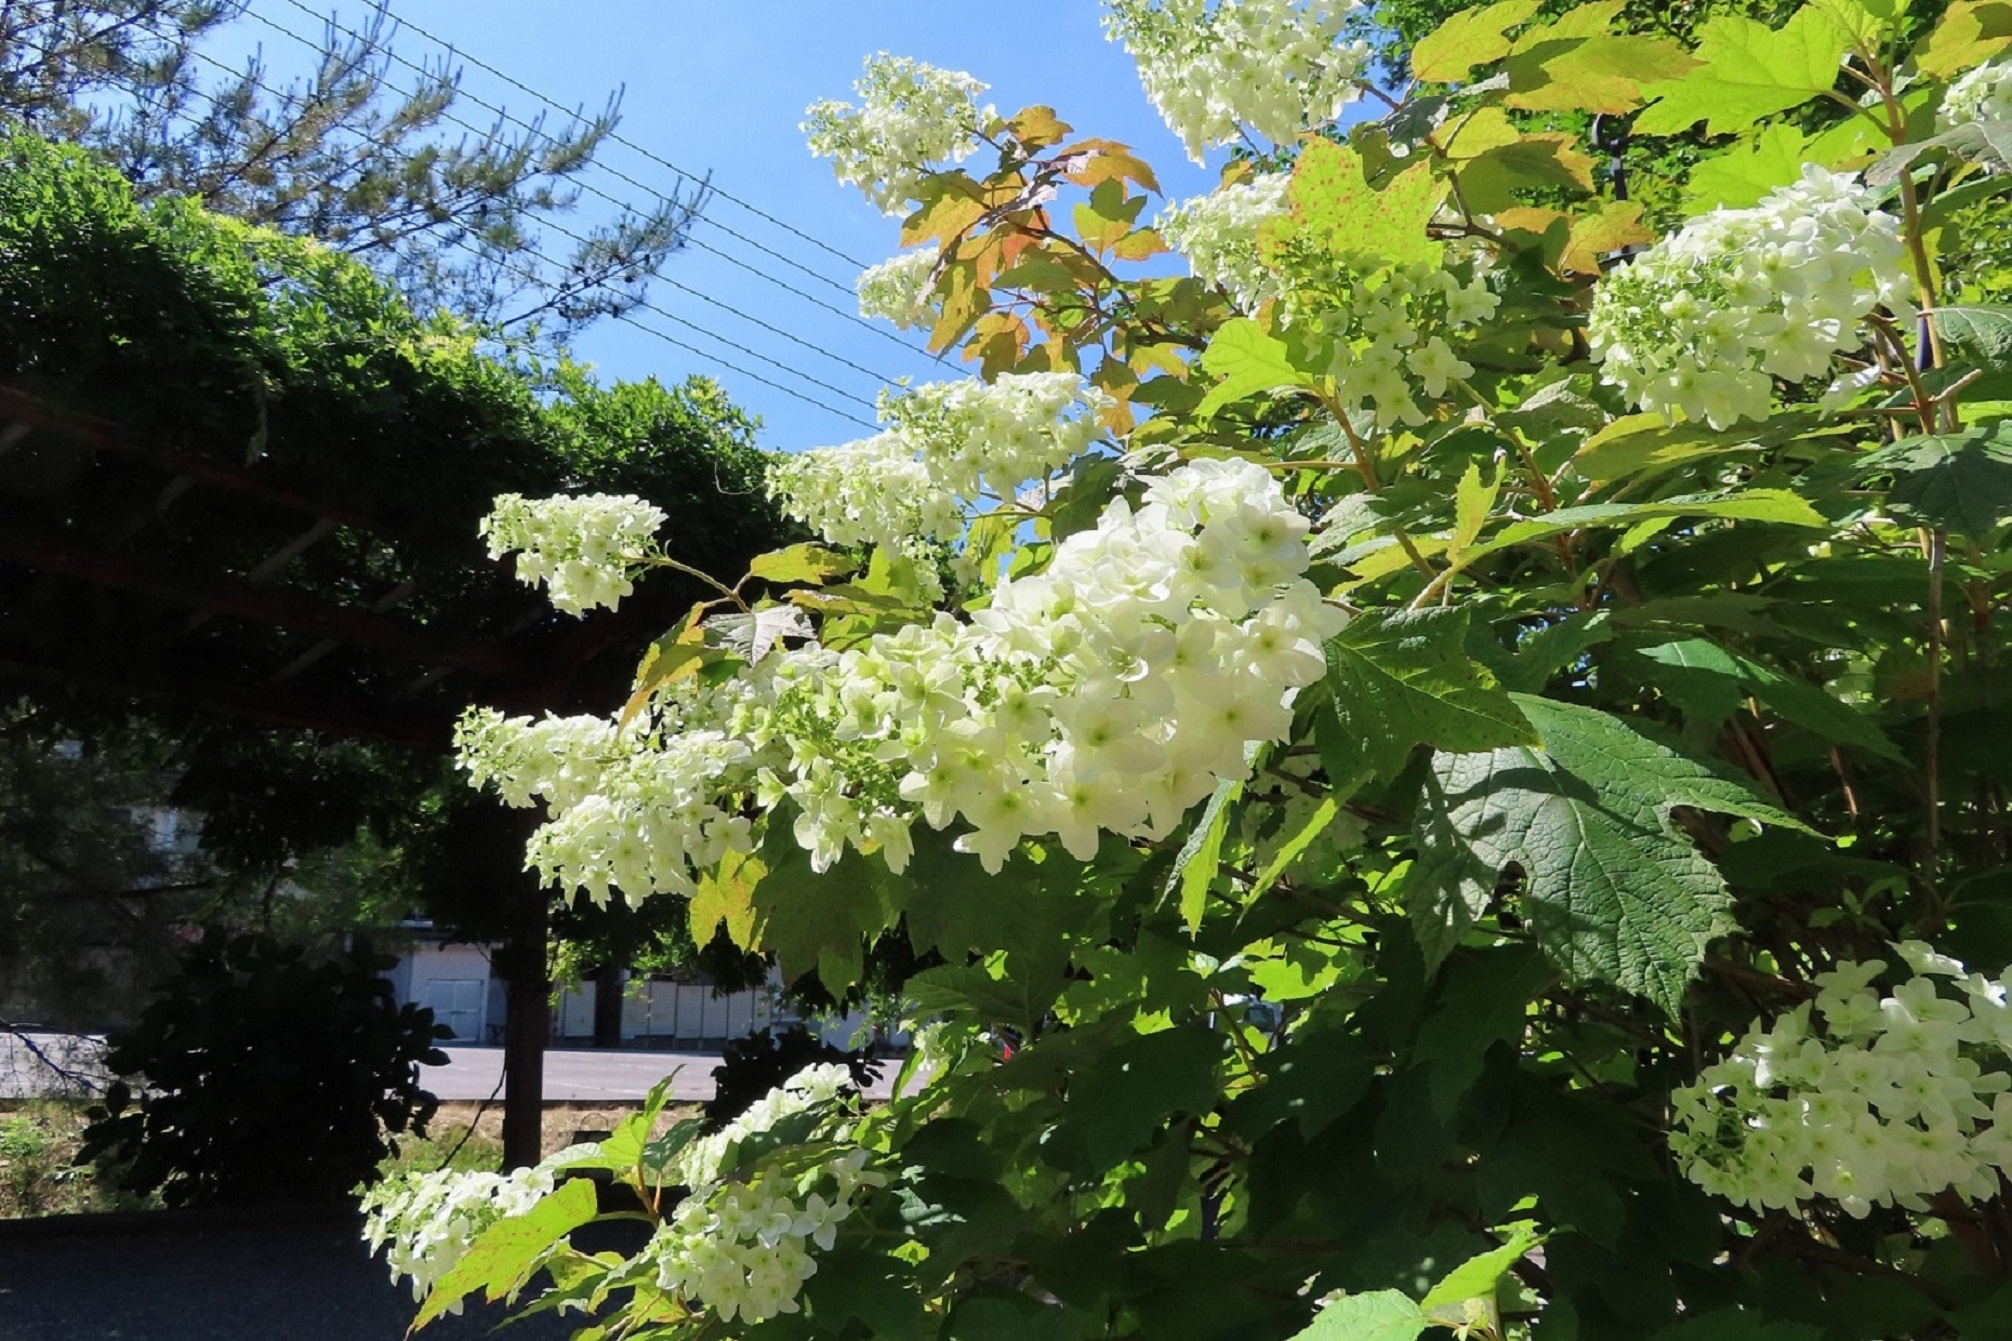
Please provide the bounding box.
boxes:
[592,962,624,1048]
[497,881,549,1170]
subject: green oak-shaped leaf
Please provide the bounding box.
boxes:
[1410,0,1545,83]
[1683,124,1813,210]
[1287,1290,1433,1341]
[1634,6,1853,136]
[1322,608,1538,778]
[1195,319,1312,417]
[1408,695,1806,1013]
[1862,424,2012,537]
[1912,0,2012,78]
[1257,139,1446,272]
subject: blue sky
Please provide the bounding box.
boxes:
[225,1,1224,453]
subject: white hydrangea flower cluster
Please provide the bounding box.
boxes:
[754,457,1347,873]
[1158,172,1293,313]
[768,435,961,551]
[461,458,1344,899]
[1284,258,1500,429]
[803,55,994,215]
[855,249,941,329]
[1670,944,2012,1219]
[1940,59,2012,166]
[882,372,1110,501]
[480,493,666,616]
[1103,0,1372,163]
[767,372,1109,552]
[361,1160,559,1308]
[647,1064,885,1325]
[455,707,755,906]
[1588,167,1912,430]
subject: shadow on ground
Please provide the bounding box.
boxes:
[0,1216,645,1340]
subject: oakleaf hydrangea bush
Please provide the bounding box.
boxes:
[382,2,2012,1337]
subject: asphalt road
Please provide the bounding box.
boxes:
[0,1215,646,1340]
[4,1035,913,1103]
[425,1044,910,1102]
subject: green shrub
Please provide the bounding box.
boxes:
[79,933,448,1207]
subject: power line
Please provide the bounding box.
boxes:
[168,23,895,398]
[142,41,883,433]
[247,1,928,358]
[264,0,867,287]
[321,0,873,273]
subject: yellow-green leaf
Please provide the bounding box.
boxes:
[1006,104,1073,150]
[1412,0,1546,83]
[1455,134,1595,211]
[414,1179,599,1330]
[1452,458,1503,559]
[1563,199,1650,273]
[1511,0,1624,43]
[692,846,766,950]
[1441,106,1523,160]
[1574,414,1756,481]
[748,543,859,587]
[1684,125,1815,211]
[1195,319,1314,417]
[1913,0,2012,75]
[1171,779,1241,933]
[1504,34,1700,114]
[1258,139,1447,271]
[1634,6,1855,136]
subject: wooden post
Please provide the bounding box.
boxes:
[497,876,550,1171]
[592,962,624,1048]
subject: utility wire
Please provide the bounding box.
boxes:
[168,29,892,399]
[246,2,928,359]
[264,0,868,289]
[147,42,883,432]
[314,0,873,273]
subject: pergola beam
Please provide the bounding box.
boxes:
[0,521,524,676]
[0,385,392,538]
[0,650,445,747]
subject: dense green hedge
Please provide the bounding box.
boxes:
[0,129,779,576]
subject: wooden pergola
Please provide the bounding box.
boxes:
[0,378,667,1167]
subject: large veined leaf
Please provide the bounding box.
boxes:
[1408,696,1806,1012]
[1861,425,2012,536]
[1636,638,1902,761]
[1634,6,1854,136]
[1321,608,1538,778]
[1683,125,1814,211]
[1932,304,2012,398]
[1286,1290,1432,1341]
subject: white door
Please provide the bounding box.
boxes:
[425,979,486,1042]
